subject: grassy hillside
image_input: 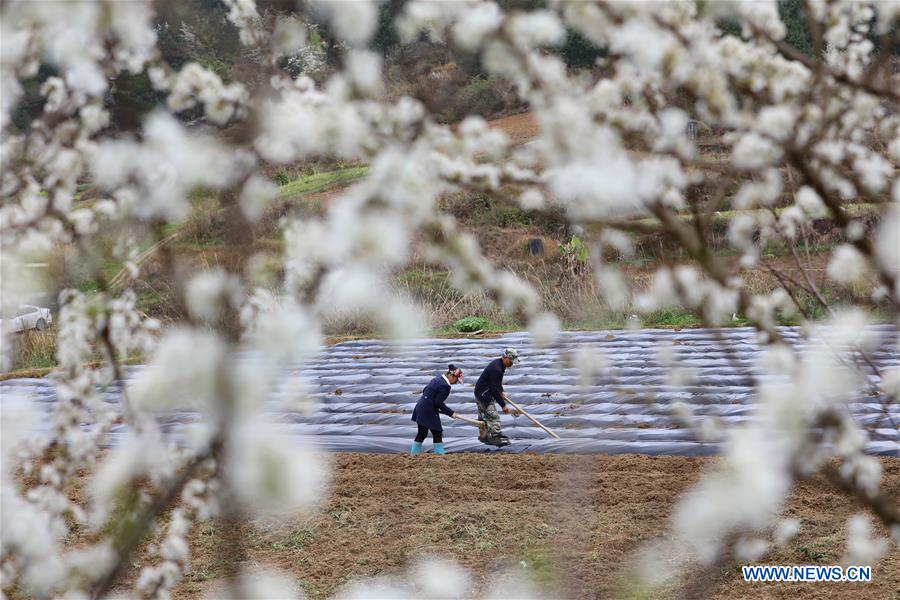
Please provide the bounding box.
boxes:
[8,115,891,376]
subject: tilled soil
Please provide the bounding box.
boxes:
[178,453,900,599]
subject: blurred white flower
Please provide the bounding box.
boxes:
[548,152,641,219]
[65,542,116,581]
[317,0,377,46]
[272,16,307,58]
[251,299,322,364]
[508,10,565,49]
[573,345,610,388]
[208,567,302,600]
[826,244,868,286]
[843,514,887,566]
[528,312,560,348]
[90,112,249,221]
[410,557,471,599]
[517,188,544,210]
[130,328,226,414]
[735,537,769,562]
[795,186,827,218]
[671,427,791,564]
[773,518,800,548]
[608,16,675,72]
[483,567,544,599]
[596,266,630,311]
[227,417,329,517]
[453,2,503,51]
[239,175,278,223]
[879,366,900,401]
[337,576,410,600]
[874,206,899,291]
[731,133,781,171]
[185,269,243,323]
[346,49,383,97]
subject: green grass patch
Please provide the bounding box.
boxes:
[518,551,561,589]
[278,166,369,198]
[795,543,829,561]
[630,202,884,230]
[435,320,509,335]
[460,192,533,228]
[271,527,316,553]
[644,308,707,328]
[567,308,707,330]
[453,316,491,332]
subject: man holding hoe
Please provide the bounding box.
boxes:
[473,347,520,447]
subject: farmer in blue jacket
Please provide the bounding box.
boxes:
[473,347,519,447]
[411,365,463,455]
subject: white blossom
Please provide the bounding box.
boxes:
[3,1,899,596]
[250,298,321,363]
[573,345,610,388]
[795,185,827,218]
[317,0,378,47]
[671,429,791,565]
[346,50,383,97]
[227,417,329,516]
[185,269,243,323]
[517,188,544,210]
[130,328,227,414]
[732,133,783,170]
[843,514,887,566]
[409,557,471,599]
[596,266,630,311]
[239,175,278,223]
[826,244,868,285]
[452,2,503,51]
[734,537,769,562]
[773,518,801,548]
[508,11,565,50]
[90,112,250,221]
[272,16,307,58]
[874,206,899,291]
[547,145,643,220]
[528,312,560,348]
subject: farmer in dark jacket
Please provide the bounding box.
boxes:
[473,348,519,447]
[411,365,463,455]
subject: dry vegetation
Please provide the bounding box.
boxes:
[87,453,899,599]
[10,127,889,373]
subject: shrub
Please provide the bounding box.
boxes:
[273,170,292,186]
[453,316,490,332]
[559,235,590,277]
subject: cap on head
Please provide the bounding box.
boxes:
[502,347,520,364]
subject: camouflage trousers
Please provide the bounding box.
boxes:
[476,396,503,444]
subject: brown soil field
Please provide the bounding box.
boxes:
[174,453,900,599]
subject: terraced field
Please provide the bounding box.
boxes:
[4,326,898,456]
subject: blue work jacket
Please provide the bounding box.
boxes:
[412,374,455,431]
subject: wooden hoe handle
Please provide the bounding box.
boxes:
[504,398,561,439]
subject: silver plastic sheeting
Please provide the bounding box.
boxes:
[2,326,898,456]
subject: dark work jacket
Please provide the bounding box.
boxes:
[474,358,506,408]
[412,375,455,431]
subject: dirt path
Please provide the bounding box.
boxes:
[175,454,900,599]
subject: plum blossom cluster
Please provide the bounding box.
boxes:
[1,0,898,598]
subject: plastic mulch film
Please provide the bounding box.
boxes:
[3,326,898,456]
